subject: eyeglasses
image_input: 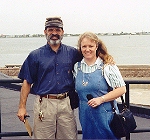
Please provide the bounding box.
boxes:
[47,28,62,33]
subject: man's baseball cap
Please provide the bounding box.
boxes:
[45,17,63,29]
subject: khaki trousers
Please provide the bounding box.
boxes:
[33,96,77,139]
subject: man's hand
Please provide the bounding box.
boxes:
[17,107,27,122]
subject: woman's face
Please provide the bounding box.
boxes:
[80,37,97,60]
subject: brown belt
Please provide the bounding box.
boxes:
[40,92,69,99]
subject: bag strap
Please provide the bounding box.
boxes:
[120,96,127,108]
[77,62,81,70]
[110,95,127,112]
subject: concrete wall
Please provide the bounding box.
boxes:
[0,67,20,77]
[118,65,150,78]
[0,65,150,78]
[0,65,150,89]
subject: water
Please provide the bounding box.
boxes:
[0,35,150,67]
[1,35,150,139]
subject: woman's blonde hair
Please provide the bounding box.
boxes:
[77,32,114,64]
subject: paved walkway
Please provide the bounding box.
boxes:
[0,86,150,139]
[0,73,150,139]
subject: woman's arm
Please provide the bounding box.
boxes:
[88,64,126,107]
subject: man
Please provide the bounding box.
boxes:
[17,17,81,139]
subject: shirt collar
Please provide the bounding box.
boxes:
[46,43,62,52]
[81,57,103,66]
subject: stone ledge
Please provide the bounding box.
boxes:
[0,65,150,78]
[0,67,20,77]
[118,65,150,78]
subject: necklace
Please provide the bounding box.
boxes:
[82,80,88,86]
[82,73,88,86]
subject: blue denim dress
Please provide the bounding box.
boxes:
[75,62,119,139]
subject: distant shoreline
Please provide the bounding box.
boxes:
[1,32,150,38]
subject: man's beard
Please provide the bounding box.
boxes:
[46,34,63,46]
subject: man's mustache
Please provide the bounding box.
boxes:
[50,34,60,39]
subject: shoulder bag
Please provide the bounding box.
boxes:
[109,96,137,138]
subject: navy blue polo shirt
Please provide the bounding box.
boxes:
[18,43,80,95]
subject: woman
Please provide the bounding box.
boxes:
[74,32,126,139]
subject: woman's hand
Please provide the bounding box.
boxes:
[88,97,103,108]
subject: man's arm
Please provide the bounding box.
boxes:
[17,80,31,122]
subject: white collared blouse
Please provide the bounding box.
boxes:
[74,57,125,88]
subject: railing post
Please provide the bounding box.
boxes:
[125,82,130,140]
[0,97,1,139]
[125,82,130,108]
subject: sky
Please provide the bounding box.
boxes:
[1,0,150,35]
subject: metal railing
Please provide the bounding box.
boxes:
[0,78,150,139]
[122,78,150,140]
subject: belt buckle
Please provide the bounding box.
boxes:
[57,94,65,99]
